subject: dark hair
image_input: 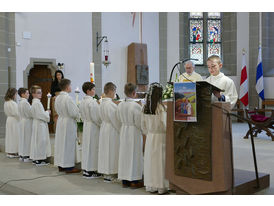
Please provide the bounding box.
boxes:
[5,88,17,101]
[18,88,28,97]
[54,70,64,82]
[104,82,116,94]
[124,83,136,97]
[59,79,71,91]
[50,70,64,96]
[30,85,41,94]
[82,82,95,94]
[143,83,163,115]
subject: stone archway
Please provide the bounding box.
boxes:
[23,58,57,88]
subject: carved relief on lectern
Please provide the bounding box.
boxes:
[174,85,213,181]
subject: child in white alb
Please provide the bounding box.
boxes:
[18,88,33,163]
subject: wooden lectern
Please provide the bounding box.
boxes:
[165,81,270,195]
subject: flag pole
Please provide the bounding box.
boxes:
[139,12,143,44]
[258,12,262,109]
[242,48,248,111]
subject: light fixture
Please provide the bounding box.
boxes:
[96,32,111,68]
[57,63,64,70]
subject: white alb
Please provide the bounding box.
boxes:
[117,98,143,181]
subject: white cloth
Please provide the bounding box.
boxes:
[179,71,203,82]
[141,104,169,190]
[117,99,143,181]
[18,98,32,157]
[30,98,51,160]
[79,96,101,171]
[206,72,238,109]
[54,91,80,168]
[4,100,20,153]
[98,98,121,175]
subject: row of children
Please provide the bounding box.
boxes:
[4,86,51,165]
[4,79,169,194]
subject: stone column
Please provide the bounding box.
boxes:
[0,12,16,140]
[249,13,260,108]
[159,12,167,86]
[92,12,102,96]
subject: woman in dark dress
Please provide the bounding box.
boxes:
[51,70,64,97]
[51,70,64,132]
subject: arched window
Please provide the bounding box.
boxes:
[189,12,222,65]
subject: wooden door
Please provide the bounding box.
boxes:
[28,65,54,133]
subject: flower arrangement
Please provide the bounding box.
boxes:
[163,84,174,100]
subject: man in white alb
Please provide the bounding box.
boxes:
[179,60,203,82]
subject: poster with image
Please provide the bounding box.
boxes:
[174,82,197,122]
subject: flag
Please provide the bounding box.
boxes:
[239,52,248,106]
[256,46,265,100]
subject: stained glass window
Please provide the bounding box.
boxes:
[188,12,222,65]
[207,43,221,57]
[189,12,204,65]
[190,43,203,65]
[189,12,203,18]
[190,19,203,43]
[207,19,221,43]
[208,12,221,18]
[207,13,221,59]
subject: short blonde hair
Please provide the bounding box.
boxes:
[104,82,116,94]
[207,55,222,64]
[30,85,41,94]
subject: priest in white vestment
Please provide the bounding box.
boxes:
[54,79,81,173]
[179,60,203,82]
[206,55,238,109]
[79,82,102,178]
[98,82,121,182]
[117,83,143,188]
[18,88,33,162]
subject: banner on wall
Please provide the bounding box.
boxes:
[174,82,197,122]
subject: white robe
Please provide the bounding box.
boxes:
[98,98,121,175]
[79,96,101,171]
[4,100,20,153]
[30,98,51,160]
[18,98,32,157]
[117,98,143,181]
[206,72,238,109]
[179,71,203,82]
[141,104,169,190]
[54,91,80,168]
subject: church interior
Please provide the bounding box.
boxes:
[0,1,274,200]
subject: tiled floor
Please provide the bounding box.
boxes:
[0,123,273,195]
